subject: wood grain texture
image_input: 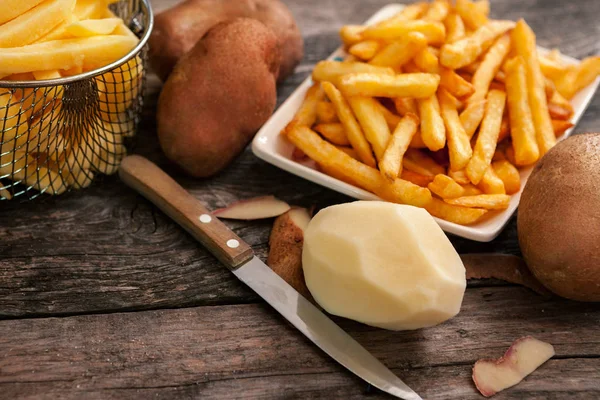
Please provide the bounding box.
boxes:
[1,287,599,399]
[0,0,599,398]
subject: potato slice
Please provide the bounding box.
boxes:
[0,35,138,76]
[0,0,75,48]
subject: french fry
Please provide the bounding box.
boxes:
[401,169,434,187]
[74,0,112,20]
[478,166,505,194]
[316,101,338,123]
[439,88,472,171]
[425,198,488,225]
[439,67,475,98]
[414,46,440,73]
[445,194,510,210]
[0,0,75,48]
[423,1,450,22]
[462,183,483,196]
[394,97,418,116]
[474,0,490,16]
[410,130,428,149]
[321,82,376,167]
[340,25,365,47]
[32,70,62,80]
[547,90,574,120]
[440,20,515,69]
[449,169,470,185]
[492,160,521,195]
[36,14,78,43]
[282,83,324,135]
[555,56,600,100]
[314,123,350,146]
[466,90,506,184]
[0,36,139,77]
[336,146,358,159]
[552,119,574,137]
[0,0,46,25]
[379,113,419,181]
[288,126,432,207]
[428,174,466,199]
[469,34,512,104]
[370,32,428,68]
[444,12,466,43]
[338,73,440,98]
[417,95,446,151]
[66,18,122,38]
[348,96,392,162]
[0,184,12,200]
[459,99,487,139]
[349,40,381,60]
[373,100,403,130]
[504,144,516,165]
[504,56,539,166]
[312,61,394,84]
[402,61,422,74]
[387,2,429,22]
[497,115,510,143]
[538,53,568,80]
[403,149,446,177]
[456,0,489,30]
[362,20,446,45]
[511,19,556,155]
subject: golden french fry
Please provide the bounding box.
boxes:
[409,130,428,149]
[0,0,75,48]
[552,119,574,137]
[444,12,466,43]
[440,20,515,69]
[0,0,46,25]
[460,99,487,139]
[401,169,434,187]
[348,96,392,162]
[338,73,440,98]
[492,160,520,195]
[469,34,511,104]
[445,193,510,210]
[403,149,446,177]
[373,100,403,130]
[288,126,431,207]
[547,90,574,120]
[32,70,62,80]
[466,90,506,184]
[511,19,556,155]
[439,88,472,171]
[388,2,429,22]
[497,115,510,143]
[312,61,394,84]
[36,14,78,43]
[455,0,488,30]
[348,40,381,60]
[538,53,567,80]
[314,123,350,146]
[369,32,428,68]
[0,36,138,77]
[417,94,446,151]
[413,46,440,73]
[449,169,470,185]
[335,146,358,159]
[316,101,338,123]
[555,56,600,100]
[74,0,112,20]
[504,56,539,166]
[477,166,505,194]
[321,82,376,167]
[462,183,483,196]
[282,83,324,135]
[394,97,418,116]
[423,1,450,22]
[362,20,446,45]
[66,18,122,37]
[402,61,422,74]
[428,174,466,199]
[340,25,365,47]
[425,198,488,225]
[439,67,475,99]
[379,113,419,181]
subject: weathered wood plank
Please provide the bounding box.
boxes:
[1,287,599,399]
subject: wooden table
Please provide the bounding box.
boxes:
[1,0,599,398]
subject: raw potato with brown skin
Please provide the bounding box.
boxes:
[518,133,600,302]
[149,0,303,83]
[157,18,280,178]
[267,208,312,300]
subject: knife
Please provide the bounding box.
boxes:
[119,155,421,400]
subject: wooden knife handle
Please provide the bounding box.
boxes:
[119,155,254,270]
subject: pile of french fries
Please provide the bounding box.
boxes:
[0,0,141,199]
[283,0,600,225]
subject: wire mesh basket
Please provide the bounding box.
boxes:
[0,0,153,201]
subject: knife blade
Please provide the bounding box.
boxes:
[119,155,421,400]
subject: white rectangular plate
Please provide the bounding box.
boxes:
[252,4,600,242]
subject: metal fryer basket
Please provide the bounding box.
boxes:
[0,0,153,201]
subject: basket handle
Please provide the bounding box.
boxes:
[119,155,254,270]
